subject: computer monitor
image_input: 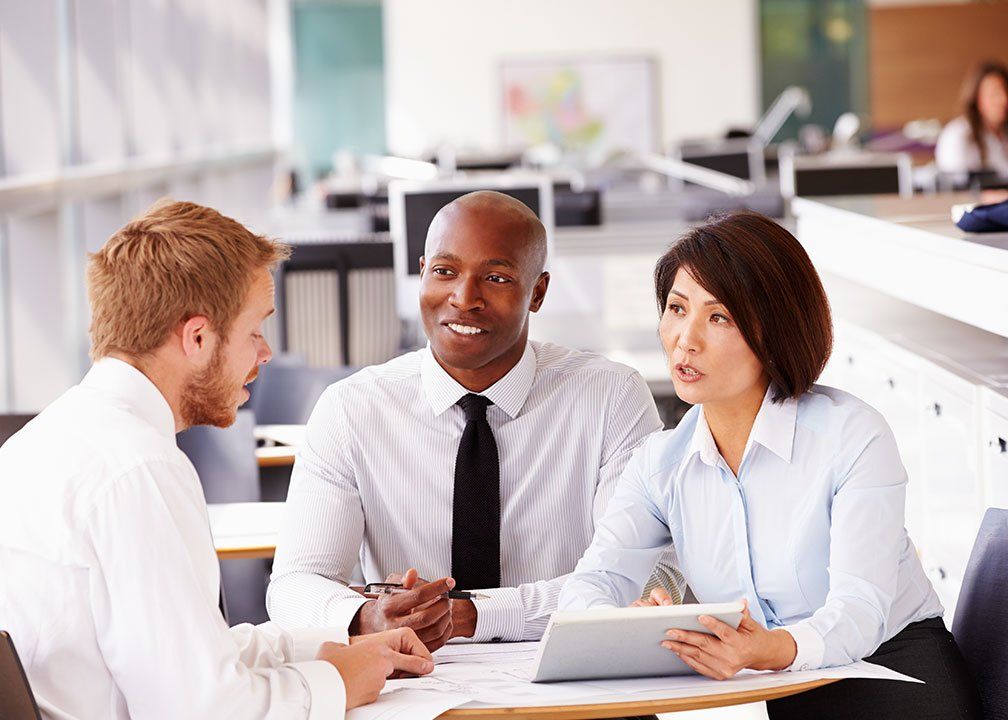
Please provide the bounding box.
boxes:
[673,138,766,183]
[779,151,912,199]
[388,174,554,318]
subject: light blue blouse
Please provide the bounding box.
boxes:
[558,384,944,671]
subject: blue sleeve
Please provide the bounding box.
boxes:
[558,437,674,610]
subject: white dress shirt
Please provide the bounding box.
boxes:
[0,358,346,720]
[935,116,1008,177]
[559,384,944,672]
[268,341,662,642]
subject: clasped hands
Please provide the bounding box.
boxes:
[632,587,798,680]
[350,568,477,652]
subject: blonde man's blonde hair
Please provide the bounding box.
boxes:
[87,200,290,361]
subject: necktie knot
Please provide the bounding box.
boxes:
[457,393,492,420]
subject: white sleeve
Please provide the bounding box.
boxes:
[267,385,371,633]
[934,119,974,174]
[86,461,347,720]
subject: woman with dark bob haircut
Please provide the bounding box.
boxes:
[559,211,979,719]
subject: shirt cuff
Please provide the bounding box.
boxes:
[324,595,370,636]
[288,626,350,662]
[783,621,825,672]
[472,587,524,642]
[289,659,346,720]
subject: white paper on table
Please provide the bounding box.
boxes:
[345,688,471,720]
[434,641,540,665]
[574,660,921,699]
[384,661,611,705]
[382,657,921,709]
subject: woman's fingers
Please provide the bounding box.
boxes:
[649,587,674,606]
[698,615,737,642]
[663,641,729,680]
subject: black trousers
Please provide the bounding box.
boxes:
[767,617,981,720]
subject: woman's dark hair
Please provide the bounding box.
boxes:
[959,60,1008,169]
[654,210,832,403]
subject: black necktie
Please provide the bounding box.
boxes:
[451,393,501,590]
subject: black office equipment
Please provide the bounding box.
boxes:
[277,240,397,367]
[0,630,42,720]
[245,362,358,426]
[0,414,35,448]
[553,184,602,227]
[780,151,911,198]
[399,186,542,276]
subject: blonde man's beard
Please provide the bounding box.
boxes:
[180,344,240,429]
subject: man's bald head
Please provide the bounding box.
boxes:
[424,190,547,279]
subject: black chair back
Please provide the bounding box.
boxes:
[0,414,35,449]
[245,363,357,425]
[177,410,267,626]
[952,507,1008,720]
[0,631,41,720]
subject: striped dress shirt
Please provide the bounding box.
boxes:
[268,341,663,642]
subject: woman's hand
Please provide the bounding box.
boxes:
[660,599,797,680]
[630,586,676,607]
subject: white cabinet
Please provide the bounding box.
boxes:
[917,367,984,621]
[981,388,1008,510]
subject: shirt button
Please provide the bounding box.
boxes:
[491,637,502,643]
[799,663,810,671]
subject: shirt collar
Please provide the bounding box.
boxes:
[747,384,797,464]
[687,384,797,469]
[80,357,177,440]
[421,342,537,420]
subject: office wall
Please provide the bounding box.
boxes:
[869,2,1008,129]
[383,0,760,156]
[292,1,386,179]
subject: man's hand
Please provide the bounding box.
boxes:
[391,569,479,639]
[349,569,454,651]
[316,628,434,709]
[450,599,477,638]
[660,599,798,680]
[630,586,676,608]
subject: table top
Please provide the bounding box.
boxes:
[255,445,297,468]
[209,501,283,560]
[438,678,837,718]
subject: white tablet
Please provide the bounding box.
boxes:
[531,602,745,683]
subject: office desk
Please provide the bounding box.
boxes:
[210,502,283,560]
[255,446,297,468]
[437,678,835,718]
[254,425,305,468]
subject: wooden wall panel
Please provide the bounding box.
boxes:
[869,2,1008,130]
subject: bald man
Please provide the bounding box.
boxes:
[268,191,662,646]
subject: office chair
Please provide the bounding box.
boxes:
[0,631,42,720]
[952,507,1008,720]
[177,410,269,626]
[245,362,358,426]
[0,414,35,448]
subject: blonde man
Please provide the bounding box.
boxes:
[0,201,436,720]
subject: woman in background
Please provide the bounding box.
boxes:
[558,211,980,719]
[935,60,1008,179]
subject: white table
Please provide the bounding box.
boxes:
[209,501,284,560]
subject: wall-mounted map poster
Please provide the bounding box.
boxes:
[501,56,659,157]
